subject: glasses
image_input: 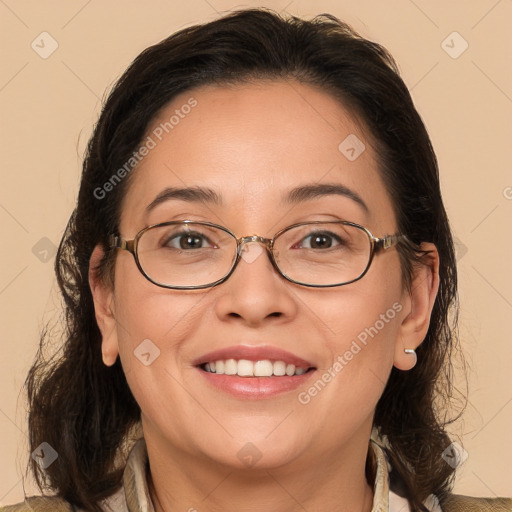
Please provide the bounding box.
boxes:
[109,220,406,289]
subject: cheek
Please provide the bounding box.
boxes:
[312,287,402,349]
[114,289,208,364]
[112,254,204,343]
[111,258,209,390]
[304,260,404,381]
[294,286,403,437]
[111,285,214,440]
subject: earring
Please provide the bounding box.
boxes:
[404,348,417,367]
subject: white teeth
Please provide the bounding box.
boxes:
[203,359,309,377]
[285,364,295,376]
[237,359,254,377]
[273,361,286,376]
[224,359,237,375]
[215,360,225,374]
[254,360,273,377]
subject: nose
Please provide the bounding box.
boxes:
[213,239,298,327]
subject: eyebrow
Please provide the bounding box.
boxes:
[145,186,222,213]
[285,183,368,212]
[145,182,368,214]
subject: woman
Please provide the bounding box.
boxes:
[3,8,510,512]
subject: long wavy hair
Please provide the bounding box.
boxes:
[26,8,461,512]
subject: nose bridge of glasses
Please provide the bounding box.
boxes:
[238,234,273,250]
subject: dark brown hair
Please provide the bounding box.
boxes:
[26,8,461,511]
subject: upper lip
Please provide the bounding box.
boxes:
[193,345,315,368]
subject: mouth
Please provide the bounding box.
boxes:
[194,345,316,399]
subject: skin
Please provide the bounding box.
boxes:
[90,80,439,512]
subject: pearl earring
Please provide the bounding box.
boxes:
[404,348,417,367]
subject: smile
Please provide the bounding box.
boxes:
[202,359,310,377]
[195,345,317,399]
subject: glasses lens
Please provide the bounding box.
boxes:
[273,222,371,286]
[137,223,237,288]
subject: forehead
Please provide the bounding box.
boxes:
[120,80,395,232]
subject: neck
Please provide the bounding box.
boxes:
[145,431,375,512]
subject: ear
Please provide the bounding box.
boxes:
[89,245,119,366]
[394,243,440,371]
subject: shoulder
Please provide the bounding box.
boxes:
[0,496,75,512]
[442,494,512,512]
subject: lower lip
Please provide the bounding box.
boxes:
[198,368,315,400]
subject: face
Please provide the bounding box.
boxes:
[94,80,424,471]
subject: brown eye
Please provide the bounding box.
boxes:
[298,231,343,249]
[308,234,333,249]
[164,231,212,250]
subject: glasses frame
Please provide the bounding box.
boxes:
[109,220,407,290]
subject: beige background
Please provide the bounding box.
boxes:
[1,0,511,505]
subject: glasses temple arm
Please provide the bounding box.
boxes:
[108,235,136,253]
[374,234,420,252]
